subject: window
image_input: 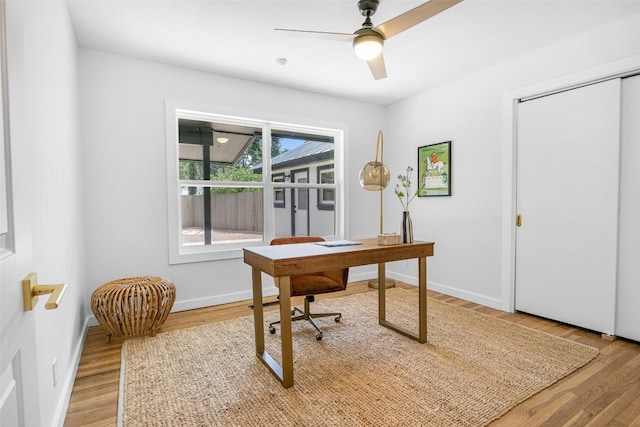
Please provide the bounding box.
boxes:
[177,118,263,249]
[317,164,335,211]
[166,103,345,263]
[272,173,286,208]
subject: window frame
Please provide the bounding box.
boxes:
[165,100,347,264]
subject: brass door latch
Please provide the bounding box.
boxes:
[22,273,66,311]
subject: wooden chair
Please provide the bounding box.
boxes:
[268,236,349,340]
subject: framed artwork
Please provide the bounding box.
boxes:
[417,141,451,197]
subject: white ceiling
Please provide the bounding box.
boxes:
[67,0,640,106]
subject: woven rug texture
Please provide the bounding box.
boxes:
[119,288,598,426]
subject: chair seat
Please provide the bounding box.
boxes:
[290,274,346,297]
[269,236,349,340]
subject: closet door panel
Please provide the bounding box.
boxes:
[616,75,640,341]
[515,79,620,334]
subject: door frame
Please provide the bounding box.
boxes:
[500,54,640,313]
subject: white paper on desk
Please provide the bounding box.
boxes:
[314,240,363,247]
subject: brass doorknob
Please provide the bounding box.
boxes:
[22,273,66,311]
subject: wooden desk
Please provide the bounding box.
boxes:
[243,238,435,388]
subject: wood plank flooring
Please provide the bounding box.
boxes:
[64,282,640,426]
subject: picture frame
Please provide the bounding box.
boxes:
[417,141,451,197]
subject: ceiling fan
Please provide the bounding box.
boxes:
[274,0,464,80]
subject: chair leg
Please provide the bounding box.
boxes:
[268,296,342,340]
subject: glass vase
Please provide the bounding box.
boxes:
[401,211,413,243]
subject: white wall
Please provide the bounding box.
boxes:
[384,13,640,309]
[7,0,86,424]
[79,49,385,314]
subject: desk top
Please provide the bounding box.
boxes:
[243,238,434,277]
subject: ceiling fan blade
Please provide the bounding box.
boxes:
[274,28,354,42]
[367,53,387,80]
[375,0,463,40]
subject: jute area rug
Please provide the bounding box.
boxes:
[118,288,598,427]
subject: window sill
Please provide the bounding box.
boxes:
[169,241,265,264]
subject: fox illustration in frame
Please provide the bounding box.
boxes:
[418,141,451,197]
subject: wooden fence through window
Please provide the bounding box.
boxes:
[181,193,263,232]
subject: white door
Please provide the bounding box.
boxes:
[616,75,640,341]
[515,79,620,335]
[292,169,308,236]
[0,1,42,424]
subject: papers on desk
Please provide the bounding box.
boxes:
[314,240,363,247]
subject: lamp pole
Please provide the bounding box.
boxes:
[368,131,395,289]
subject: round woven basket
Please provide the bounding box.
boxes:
[91,276,176,341]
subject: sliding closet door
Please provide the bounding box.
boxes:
[616,75,640,341]
[515,79,620,335]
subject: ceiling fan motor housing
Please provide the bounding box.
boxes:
[354,27,384,43]
[358,0,379,17]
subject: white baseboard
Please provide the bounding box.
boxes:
[54,316,90,427]
[383,272,503,311]
[85,274,505,329]
[86,287,280,327]
[427,281,503,311]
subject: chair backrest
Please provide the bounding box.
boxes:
[270,236,325,246]
[270,236,349,295]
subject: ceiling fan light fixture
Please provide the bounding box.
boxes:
[353,33,383,61]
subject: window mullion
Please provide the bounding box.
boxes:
[262,125,274,240]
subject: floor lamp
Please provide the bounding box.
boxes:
[359,130,396,289]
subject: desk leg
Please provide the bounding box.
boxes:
[379,256,428,344]
[252,271,294,388]
[417,256,427,343]
[278,276,294,388]
[378,262,386,324]
[251,267,264,354]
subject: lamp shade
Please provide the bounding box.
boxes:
[359,161,390,191]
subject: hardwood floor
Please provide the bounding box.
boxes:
[64,282,640,426]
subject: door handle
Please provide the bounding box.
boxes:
[22,273,67,311]
[516,214,522,227]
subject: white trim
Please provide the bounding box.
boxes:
[53,316,90,427]
[427,281,503,311]
[501,54,640,313]
[359,269,504,311]
[86,286,280,328]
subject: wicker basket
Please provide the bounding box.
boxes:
[378,233,402,245]
[91,276,176,342]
